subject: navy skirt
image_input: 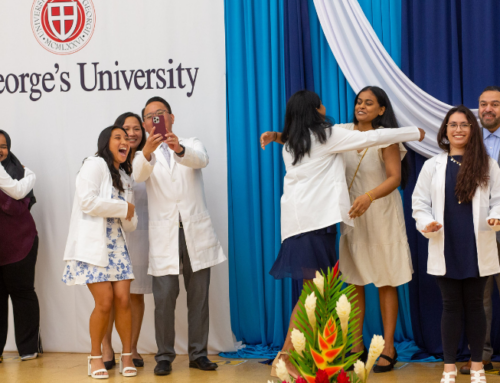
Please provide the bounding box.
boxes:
[270,225,337,280]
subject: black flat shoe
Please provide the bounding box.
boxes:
[103,353,116,370]
[346,346,368,371]
[133,358,144,368]
[373,350,398,373]
[189,356,218,371]
[154,360,172,376]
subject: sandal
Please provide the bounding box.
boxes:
[471,369,487,383]
[120,352,138,377]
[440,367,457,383]
[88,355,109,379]
[373,350,398,373]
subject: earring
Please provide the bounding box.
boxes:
[442,137,450,144]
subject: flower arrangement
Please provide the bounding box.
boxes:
[270,262,385,383]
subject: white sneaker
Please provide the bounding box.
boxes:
[21,353,38,361]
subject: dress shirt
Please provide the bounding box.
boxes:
[483,127,500,161]
[160,143,171,168]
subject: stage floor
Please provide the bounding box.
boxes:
[2,352,500,382]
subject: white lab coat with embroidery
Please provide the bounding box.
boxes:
[63,157,138,267]
[412,153,500,277]
[132,137,226,277]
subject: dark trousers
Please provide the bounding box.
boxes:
[0,236,41,356]
[153,228,211,363]
[436,276,487,364]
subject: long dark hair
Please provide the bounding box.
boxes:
[114,112,146,152]
[281,90,333,165]
[353,86,410,189]
[437,105,489,204]
[96,126,131,193]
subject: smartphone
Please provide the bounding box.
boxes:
[152,115,168,140]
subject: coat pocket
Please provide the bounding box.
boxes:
[75,218,106,264]
[189,211,219,252]
[148,220,171,256]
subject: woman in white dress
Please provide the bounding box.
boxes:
[101,112,152,369]
[339,86,413,372]
[62,126,138,378]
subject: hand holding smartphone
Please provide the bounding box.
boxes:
[152,115,168,140]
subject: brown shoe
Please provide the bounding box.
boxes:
[460,359,471,375]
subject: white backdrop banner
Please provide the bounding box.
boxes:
[1,0,234,354]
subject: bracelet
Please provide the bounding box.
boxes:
[273,132,277,142]
[365,191,374,202]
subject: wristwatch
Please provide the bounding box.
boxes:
[175,144,186,156]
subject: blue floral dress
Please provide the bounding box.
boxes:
[62,187,135,285]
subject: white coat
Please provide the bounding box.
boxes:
[64,157,138,267]
[0,164,36,200]
[281,125,421,242]
[412,152,500,277]
[132,138,226,276]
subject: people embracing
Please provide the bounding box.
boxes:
[0,130,42,363]
[62,126,138,379]
[260,90,425,378]
[101,112,151,371]
[413,105,500,383]
[337,86,414,373]
[132,97,226,376]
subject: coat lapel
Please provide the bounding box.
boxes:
[434,152,448,225]
[154,145,173,174]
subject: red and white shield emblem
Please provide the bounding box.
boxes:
[31,0,96,55]
[47,2,78,41]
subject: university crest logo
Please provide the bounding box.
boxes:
[31,0,96,55]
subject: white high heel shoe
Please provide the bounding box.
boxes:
[471,369,487,383]
[440,367,457,383]
[88,355,109,379]
[120,352,138,377]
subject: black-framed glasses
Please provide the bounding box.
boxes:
[144,109,168,121]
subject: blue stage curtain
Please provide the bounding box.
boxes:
[224,0,292,349]
[402,0,500,361]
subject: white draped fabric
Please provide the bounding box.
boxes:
[313,0,478,158]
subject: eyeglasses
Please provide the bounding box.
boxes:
[446,123,471,129]
[144,109,168,121]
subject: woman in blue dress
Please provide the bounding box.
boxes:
[62,126,138,379]
[413,105,500,383]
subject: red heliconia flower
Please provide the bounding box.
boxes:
[336,369,351,383]
[315,369,330,383]
[296,377,308,383]
[332,261,339,277]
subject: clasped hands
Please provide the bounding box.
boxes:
[422,219,500,233]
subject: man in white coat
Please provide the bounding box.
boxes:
[132,97,226,376]
[461,86,500,375]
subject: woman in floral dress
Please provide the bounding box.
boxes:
[62,126,138,379]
